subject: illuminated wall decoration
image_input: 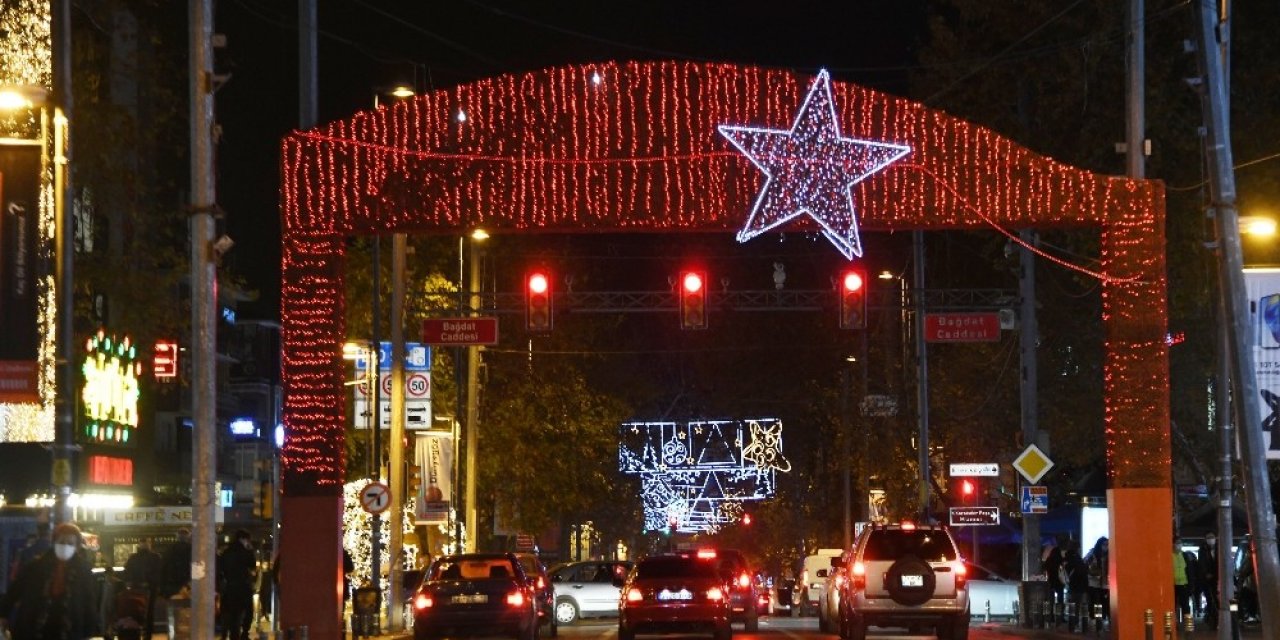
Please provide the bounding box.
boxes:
[341,479,420,597]
[278,61,1167,501]
[0,0,55,443]
[81,330,141,443]
[620,419,790,533]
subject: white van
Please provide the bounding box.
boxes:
[800,549,842,616]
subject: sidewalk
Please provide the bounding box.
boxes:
[982,617,1265,639]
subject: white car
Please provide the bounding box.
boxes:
[963,564,1019,620]
[549,560,633,625]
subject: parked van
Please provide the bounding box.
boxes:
[800,549,842,616]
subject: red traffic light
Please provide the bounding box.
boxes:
[526,270,553,332]
[838,269,867,330]
[678,270,708,330]
[961,479,975,496]
[842,271,864,292]
[528,272,549,294]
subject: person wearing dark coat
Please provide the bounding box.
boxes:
[1042,542,1065,606]
[160,528,192,597]
[123,537,163,637]
[217,530,259,640]
[1197,532,1220,627]
[1063,541,1090,631]
[0,522,101,640]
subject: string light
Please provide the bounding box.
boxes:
[620,419,789,533]
[280,61,1168,489]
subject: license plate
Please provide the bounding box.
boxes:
[901,575,924,587]
[658,589,692,601]
[452,594,488,604]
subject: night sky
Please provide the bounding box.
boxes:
[213,1,928,316]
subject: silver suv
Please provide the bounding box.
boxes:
[835,523,969,640]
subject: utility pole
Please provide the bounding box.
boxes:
[388,232,407,629]
[913,231,931,520]
[189,0,218,635]
[841,363,851,549]
[50,0,74,528]
[1192,1,1280,635]
[1214,297,1236,640]
[1018,229,1040,581]
[464,239,483,551]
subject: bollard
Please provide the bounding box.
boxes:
[1054,601,1064,627]
[1043,600,1053,629]
[1066,602,1077,633]
[1144,609,1154,640]
[1163,611,1173,640]
[984,599,991,623]
[1094,603,1105,635]
[1184,612,1195,634]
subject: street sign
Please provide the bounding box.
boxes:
[422,318,499,346]
[948,506,1000,527]
[949,463,999,477]
[859,394,898,417]
[353,342,430,373]
[360,482,391,514]
[1021,485,1049,514]
[924,313,1001,342]
[1012,444,1055,484]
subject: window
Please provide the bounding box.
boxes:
[863,531,957,562]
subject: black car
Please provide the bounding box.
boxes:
[703,549,759,631]
[515,552,557,637]
[617,553,732,640]
[412,553,540,640]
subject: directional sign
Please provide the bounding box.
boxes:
[948,506,1000,527]
[353,342,431,373]
[422,318,499,346]
[859,394,898,417]
[925,313,1001,342]
[1012,444,1055,484]
[1021,485,1049,514]
[949,463,999,477]
[360,482,391,514]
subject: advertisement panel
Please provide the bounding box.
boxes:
[0,145,41,364]
[414,431,454,525]
[1244,268,1280,459]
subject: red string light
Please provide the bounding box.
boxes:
[280,60,1169,491]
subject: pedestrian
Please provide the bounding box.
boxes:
[160,528,193,597]
[7,522,51,584]
[1181,545,1201,618]
[1042,541,1065,607]
[0,522,102,639]
[1083,536,1109,622]
[217,529,259,640]
[123,537,163,637]
[1198,532,1220,627]
[1063,541,1089,630]
[1173,541,1190,623]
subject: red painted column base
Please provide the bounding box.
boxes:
[280,494,344,639]
[1108,487,1175,640]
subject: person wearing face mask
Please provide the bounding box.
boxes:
[1197,532,1220,627]
[0,522,101,639]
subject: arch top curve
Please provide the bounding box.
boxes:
[281,60,1161,239]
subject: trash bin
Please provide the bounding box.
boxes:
[351,586,381,637]
[167,595,191,640]
[1018,581,1050,628]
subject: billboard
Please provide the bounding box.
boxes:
[1243,268,1280,459]
[414,431,454,525]
[0,144,41,364]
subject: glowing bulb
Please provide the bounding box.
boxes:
[456,110,467,123]
[591,72,602,86]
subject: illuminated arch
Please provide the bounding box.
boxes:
[279,61,1168,636]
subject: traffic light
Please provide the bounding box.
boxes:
[949,477,979,505]
[408,463,423,498]
[678,270,708,330]
[253,481,273,519]
[838,269,867,329]
[526,270,553,332]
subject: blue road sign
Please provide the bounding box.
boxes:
[1021,485,1049,514]
[354,342,430,372]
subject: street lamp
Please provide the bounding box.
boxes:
[463,228,488,552]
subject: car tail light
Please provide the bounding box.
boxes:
[758,594,769,605]
[954,562,967,588]
[737,572,751,589]
[626,588,644,602]
[901,521,916,530]
[707,587,725,601]
[507,591,526,607]
[536,576,546,590]
[850,561,867,589]
[696,549,717,559]
[414,593,434,610]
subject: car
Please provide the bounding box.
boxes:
[548,560,633,625]
[704,548,760,631]
[963,564,1019,620]
[818,563,846,632]
[753,576,770,617]
[769,577,799,617]
[836,523,970,640]
[801,549,842,616]
[411,552,540,640]
[617,553,733,640]
[515,553,558,636]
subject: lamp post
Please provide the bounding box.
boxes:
[463,229,488,552]
[344,340,381,626]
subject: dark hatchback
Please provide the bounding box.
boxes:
[617,554,732,640]
[515,552,557,637]
[412,553,540,640]
[707,549,760,631]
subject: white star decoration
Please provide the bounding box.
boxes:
[718,69,912,260]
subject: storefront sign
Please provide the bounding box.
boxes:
[81,330,141,444]
[102,506,224,526]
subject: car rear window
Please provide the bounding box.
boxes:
[863,530,957,562]
[636,557,720,580]
[432,558,519,580]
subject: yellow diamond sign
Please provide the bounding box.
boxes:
[1013,444,1054,484]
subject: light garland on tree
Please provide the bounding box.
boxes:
[620,419,789,533]
[341,479,420,598]
[280,61,1169,492]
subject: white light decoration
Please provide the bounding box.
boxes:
[342,479,419,601]
[620,419,790,533]
[718,69,911,260]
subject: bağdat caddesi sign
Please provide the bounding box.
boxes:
[924,312,1001,343]
[422,318,499,346]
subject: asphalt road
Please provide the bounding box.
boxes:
[555,614,1021,640]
